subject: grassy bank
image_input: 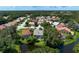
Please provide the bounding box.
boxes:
[64,31,79,46]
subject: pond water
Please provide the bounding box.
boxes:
[20,44,28,53]
[60,38,79,53]
[20,38,79,53]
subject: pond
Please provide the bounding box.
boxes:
[60,38,79,53]
[20,38,79,53]
[20,44,28,53]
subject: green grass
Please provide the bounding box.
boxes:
[73,31,79,52]
[11,43,21,53]
[20,39,28,44]
[14,45,21,53]
[35,39,46,47]
[64,31,79,46]
[73,43,79,53]
[64,39,76,46]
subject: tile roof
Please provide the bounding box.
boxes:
[21,29,32,36]
[56,23,71,32]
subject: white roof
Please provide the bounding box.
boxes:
[34,29,43,35]
[30,26,35,29]
[53,22,59,26]
[36,25,44,29]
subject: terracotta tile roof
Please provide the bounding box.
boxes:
[21,29,32,36]
[56,23,71,32]
[56,23,65,28]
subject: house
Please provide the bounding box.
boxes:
[52,16,56,21]
[21,28,32,38]
[16,18,20,23]
[34,25,44,39]
[37,19,44,25]
[0,25,6,30]
[3,16,10,19]
[46,16,51,20]
[46,20,53,24]
[5,20,17,27]
[52,16,60,21]
[52,22,60,26]
[56,23,71,33]
[56,16,60,20]
[29,22,35,25]
[55,23,75,36]
[19,17,26,21]
[37,21,43,25]
[36,25,44,29]
[30,26,35,29]
[4,22,12,27]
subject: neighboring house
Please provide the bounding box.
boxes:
[5,20,17,27]
[37,21,43,25]
[52,16,60,21]
[15,17,25,23]
[16,18,20,23]
[21,28,32,38]
[46,16,51,20]
[55,23,75,35]
[52,16,56,21]
[56,23,71,33]
[38,19,44,25]
[29,22,35,26]
[34,25,44,39]
[56,16,60,20]
[3,16,10,19]
[4,22,12,27]
[30,26,35,29]
[19,17,26,21]
[52,22,60,26]
[0,25,6,30]
[36,25,44,29]
[46,20,53,24]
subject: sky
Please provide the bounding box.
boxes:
[0,6,79,11]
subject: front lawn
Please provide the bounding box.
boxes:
[64,39,76,46]
[19,39,28,44]
[35,39,46,47]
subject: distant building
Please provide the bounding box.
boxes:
[3,16,10,19]
[52,16,60,21]
[46,16,51,20]
[52,16,56,21]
